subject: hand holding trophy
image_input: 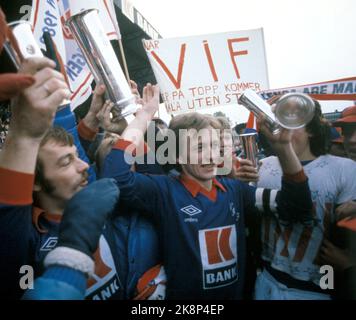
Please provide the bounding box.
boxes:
[236,89,315,185]
[66,9,138,119]
[238,89,315,134]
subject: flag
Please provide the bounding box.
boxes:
[30,0,121,109]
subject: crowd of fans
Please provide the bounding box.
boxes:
[0,7,355,300]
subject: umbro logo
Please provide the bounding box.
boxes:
[40,237,58,251]
[180,205,202,216]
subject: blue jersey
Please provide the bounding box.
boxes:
[102,140,313,299]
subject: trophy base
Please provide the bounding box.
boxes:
[112,96,139,119]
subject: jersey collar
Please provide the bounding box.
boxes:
[32,207,62,233]
[179,174,226,202]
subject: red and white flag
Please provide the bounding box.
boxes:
[30,0,121,109]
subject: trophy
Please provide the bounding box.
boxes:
[3,20,43,70]
[238,89,315,134]
[6,20,71,108]
[66,9,138,119]
[7,21,44,60]
[238,132,259,168]
[273,92,315,130]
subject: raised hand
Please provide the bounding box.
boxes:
[257,115,292,151]
[10,57,71,139]
[336,201,356,221]
[257,115,302,175]
[0,57,70,174]
[82,84,106,131]
[234,158,259,183]
[138,83,160,117]
[320,238,355,272]
[96,100,128,134]
[130,80,143,105]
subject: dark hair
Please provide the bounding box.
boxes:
[34,127,74,192]
[152,117,168,128]
[305,100,331,157]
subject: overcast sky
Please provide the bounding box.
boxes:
[133,0,356,124]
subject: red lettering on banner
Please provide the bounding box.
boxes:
[61,10,73,40]
[227,37,249,79]
[150,44,186,89]
[203,40,218,82]
[143,40,160,51]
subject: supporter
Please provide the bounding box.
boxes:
[0,56,71,299]
[0,16,162,297]
[23,178,119,300]
[333,106,356,161]
[214,116,259,183]
[329,127,347,158]
[253,99,356,299]
[320,200,356,299]
[94,97,164,300]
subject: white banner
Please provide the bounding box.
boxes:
[259,77,356,101]
[143,29,269,115]
[30,0,120,109]
[244,77,356,130]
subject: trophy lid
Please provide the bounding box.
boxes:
[274,93,315,129]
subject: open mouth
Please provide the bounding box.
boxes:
[80,179,88,187]
[201,164,216,169]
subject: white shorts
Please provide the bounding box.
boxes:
[254,269,331,300]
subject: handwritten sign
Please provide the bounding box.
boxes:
[143,29,269,114]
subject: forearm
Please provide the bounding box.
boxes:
[122,109,155,148]
[274,143,302,175]
[0,133,41,174]
[277,173,313,226]
[82,111,100,133]
[102,139,159,214]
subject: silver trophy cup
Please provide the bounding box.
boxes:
[238,132,259,168]
[66,9,137,118]
[238,89,315,134]
[273,92,315,130]
[7,20,71,108]
[8,21,44,59]
[4,20,44,69]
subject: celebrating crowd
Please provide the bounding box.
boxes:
[0,7,355,300]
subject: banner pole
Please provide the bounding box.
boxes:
[118,38,131,82]
[105,0,131,83]
[157,104,161,118]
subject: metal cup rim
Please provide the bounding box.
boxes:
[7,20,32,28]
[65,8,99,26]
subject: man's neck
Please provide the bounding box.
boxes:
[297,147,316,162]
[181,171,213,190]
[36,195,65,215]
